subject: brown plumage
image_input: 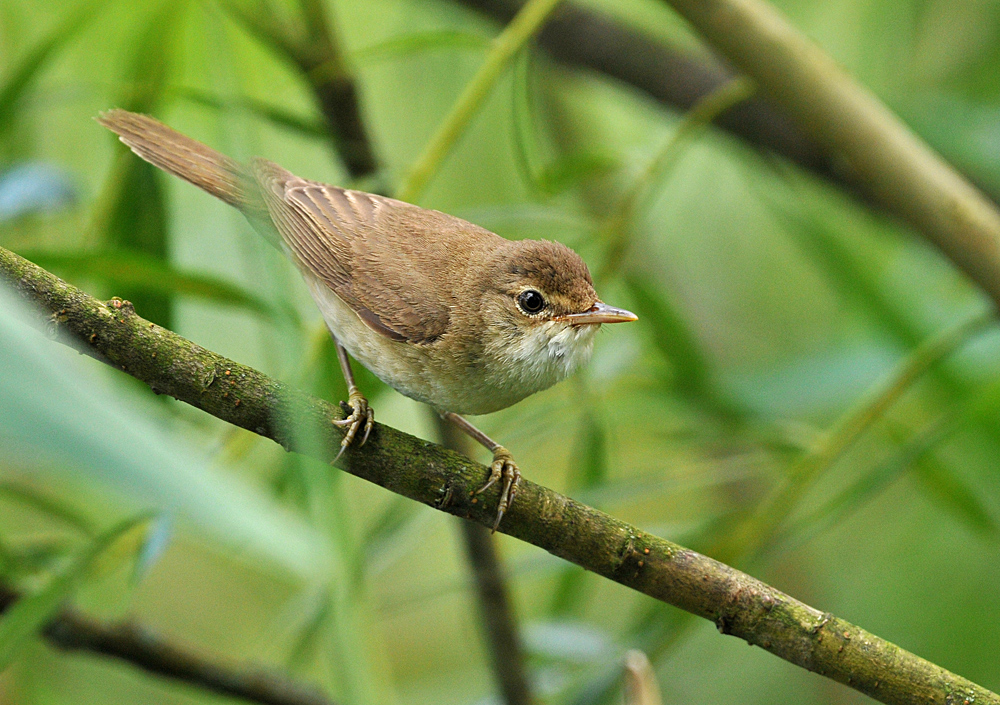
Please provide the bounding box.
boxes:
[98,109,636,529]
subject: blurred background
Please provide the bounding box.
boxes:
[1,0,1000,703]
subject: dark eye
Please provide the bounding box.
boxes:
[517,289,546,314]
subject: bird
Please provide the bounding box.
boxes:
[98,109,637,530]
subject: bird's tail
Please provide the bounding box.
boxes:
[97,109,250,210]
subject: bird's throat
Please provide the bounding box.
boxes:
[490,321,598,398]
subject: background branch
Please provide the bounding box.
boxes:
[437,416,533,705]
[0,584,335,705]
[455,0,825,175]
[2,245,997,705]
[218,0,377,181]
[456,0,1000,216]
[655,0,1000,311]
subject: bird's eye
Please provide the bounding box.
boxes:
[517,289,546,314]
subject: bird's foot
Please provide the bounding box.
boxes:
[332,390,374,461]
[474,446,521,532]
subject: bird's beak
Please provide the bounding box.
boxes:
[560,301,638,325]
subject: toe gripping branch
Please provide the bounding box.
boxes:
[475,445,521,532]
[332,390,374,460]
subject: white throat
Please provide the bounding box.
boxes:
[494,321,598,397]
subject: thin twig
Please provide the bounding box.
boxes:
[0,585,335,705]
[2,247,999,705]
[436,416,533,705]
[294,0,377,181]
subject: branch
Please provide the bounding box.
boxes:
[655,0,1000,312]
[455,0,1000,226]
[294,0,377,181]
[0,585,335,705]
[2,244,998,705]
[454,0,846,194]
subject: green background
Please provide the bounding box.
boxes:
[1,0,999,703]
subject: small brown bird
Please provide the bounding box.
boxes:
[98,109,637,529]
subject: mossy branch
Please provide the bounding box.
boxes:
[1,244,997,705]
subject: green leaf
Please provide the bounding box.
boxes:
[776,386,999,551]
[352,30,489,64]
[535,151,619,196]
[131,514,173,585]
[21,249,289,323]
[173,87,327,139]
[361,495,428,578]
[570,409,608,491]
[549,407,607,616]
[761,182,925,350]
[623,274,708,396]
[96,2,185,329]
[0,481,95,536]
[623,274,741,425]
[0,282,330,578]
[0,2,96,133]
[911,455,1000,538]
[0,514,150,671]
[0,537,71,583]
[216,0,303,65]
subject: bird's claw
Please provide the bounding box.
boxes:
[332,390,374,461]
[475,446,520,532]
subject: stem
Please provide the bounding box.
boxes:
[437,416,533,705]
[397,0,564,203]
[658,0,1000,310]
[218,0,377,180]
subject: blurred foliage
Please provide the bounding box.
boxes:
[1,0,1000,704]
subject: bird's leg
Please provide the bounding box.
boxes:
[440,412,521,532]
[331,339,374,460]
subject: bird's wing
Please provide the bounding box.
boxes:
[252,159,452,344]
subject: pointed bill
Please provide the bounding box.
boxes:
[560,301,638,325]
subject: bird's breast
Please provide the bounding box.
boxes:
[303,274,596,415]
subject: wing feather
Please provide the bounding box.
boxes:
[251,159,453,344]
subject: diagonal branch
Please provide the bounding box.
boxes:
[1,244,998,705]
[455,0,1000,212]
[655,0,1000,312]
[0,585,335,705]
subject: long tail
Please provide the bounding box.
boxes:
[97,109,249,209]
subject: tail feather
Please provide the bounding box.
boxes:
[97,109,248,209]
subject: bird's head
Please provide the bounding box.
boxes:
[475,239,637,398]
